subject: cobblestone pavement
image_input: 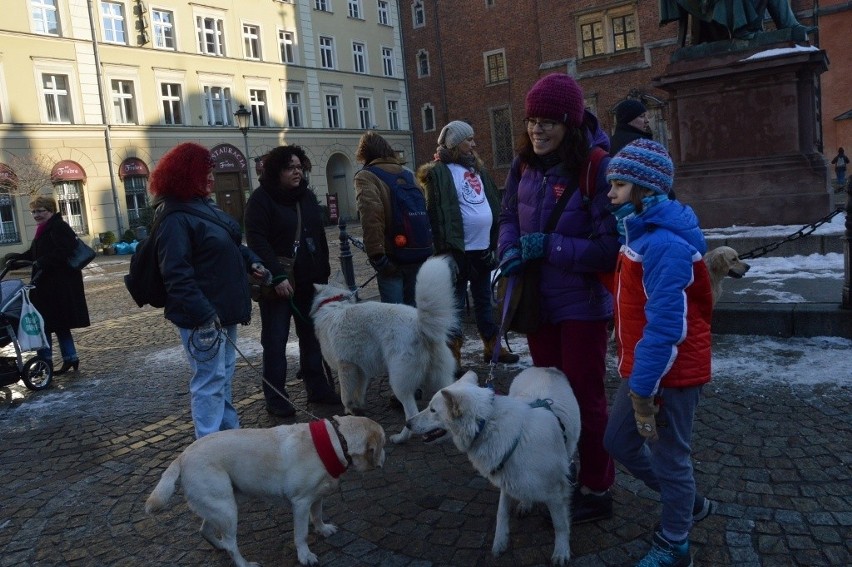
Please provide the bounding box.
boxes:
[0,224,849,566]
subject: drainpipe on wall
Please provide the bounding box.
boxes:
[393,0,416,164]
[87,0,124,237]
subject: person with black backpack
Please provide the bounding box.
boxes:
[417,120,519,368]
[148,142,268,439]
[355,131,432,306]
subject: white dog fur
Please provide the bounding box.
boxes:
[407,367,581,565]
[145,416,386,567]
[311,256,457,443]
[703,245,750,306]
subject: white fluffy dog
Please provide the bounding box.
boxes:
[407,367,581,565]
[311,256,457,443]
[703,245,750,306]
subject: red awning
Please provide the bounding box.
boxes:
[118,157,150,179]
[51,160,87,182]
[0,163,16,189]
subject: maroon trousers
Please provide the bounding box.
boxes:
[527,319,615,492]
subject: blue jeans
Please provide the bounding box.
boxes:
[837,168,847,187]
[376,262,422,306]
[37,329,78,363]
[452,251,498,340]
[258,288,331,404]
[178,324,240,439]
[604,379,701,542]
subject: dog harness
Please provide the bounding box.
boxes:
[309,418,350,479]
[486,398,568,477]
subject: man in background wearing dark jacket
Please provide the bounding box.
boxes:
[610,99,653,156]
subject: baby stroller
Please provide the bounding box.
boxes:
[0,259,53,390]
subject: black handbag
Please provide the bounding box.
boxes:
[495,263,541,334]
[68,237,97,270]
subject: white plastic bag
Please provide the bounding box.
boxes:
[18,287,48,352]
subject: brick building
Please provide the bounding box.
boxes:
[400,0,842,190]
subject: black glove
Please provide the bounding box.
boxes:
[449,249,468,284]
[369,255,399,278]
[480,249,498,271]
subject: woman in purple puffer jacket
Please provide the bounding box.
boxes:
[498,73,620,524]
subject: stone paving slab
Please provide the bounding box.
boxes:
[0,225,849,566]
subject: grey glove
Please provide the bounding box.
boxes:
[629,390,659,441]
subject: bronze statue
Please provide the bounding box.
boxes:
[661,0,817,46]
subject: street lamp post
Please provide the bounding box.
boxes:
[234,104,253,191]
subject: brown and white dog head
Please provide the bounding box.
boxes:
[703,246,750,306]
[333,415,386,471]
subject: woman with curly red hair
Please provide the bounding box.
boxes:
[149,142,268,438]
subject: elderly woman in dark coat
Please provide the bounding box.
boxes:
[17,195,90,375]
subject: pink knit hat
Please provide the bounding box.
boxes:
[524,73,585,128]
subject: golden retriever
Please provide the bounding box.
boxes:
[703,246,750,306]
[145,416,386,567]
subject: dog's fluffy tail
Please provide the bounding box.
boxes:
[415,256,458,343]
[144,458,181,514]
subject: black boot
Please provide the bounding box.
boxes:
[54,359,80,376]
[302,370,342,405]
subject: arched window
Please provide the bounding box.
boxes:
[417,49,430,77]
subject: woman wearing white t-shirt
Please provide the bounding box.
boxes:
[417,120,519,367]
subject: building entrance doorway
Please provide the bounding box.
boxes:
[213,172,244,224]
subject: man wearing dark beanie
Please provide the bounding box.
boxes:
[610,98,652,155]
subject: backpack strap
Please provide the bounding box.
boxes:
[579,146,608,210]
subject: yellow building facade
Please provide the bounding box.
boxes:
[0,0,413,251]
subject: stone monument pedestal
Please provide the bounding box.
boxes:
[653,40,830,228]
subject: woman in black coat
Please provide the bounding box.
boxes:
[18,196,90,375]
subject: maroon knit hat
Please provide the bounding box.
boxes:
[524,73,585,128]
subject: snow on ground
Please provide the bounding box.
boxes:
[703,210,845,238]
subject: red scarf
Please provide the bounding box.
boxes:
[309,420,347,479]
[34,222,48,240]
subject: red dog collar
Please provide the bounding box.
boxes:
[309,419,347,479]
[317,294,347,310]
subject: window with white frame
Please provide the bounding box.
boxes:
[377,1,389,25]
[160,82,183,125]
[315,0,331,11]
[196,16,226,56]
[412,1,425,28]
[578,6,637,58]
[111,79,137,124]
[325,94,341,128]
[358,96,372,129]
[352,42,367,74]
[491,107,513,167]
[203,86,233,126]
[279,30,296,63]
[55,181,87,235]
[101,2,127,44]
[348,0,362,19]
[484,50,507,84]
[319,36,336,69]
[417,49,429,77]
[387,99,399,130]
[32,0,60,36]
[249,89,269,126]
[125,175,148,223]
[0,188,20,244]
[285,92,303,127]
[243,24,261,60]
[381,47,394,77]
[422,103,435,132]
[152,9,175,49]
[41,73,72,123]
